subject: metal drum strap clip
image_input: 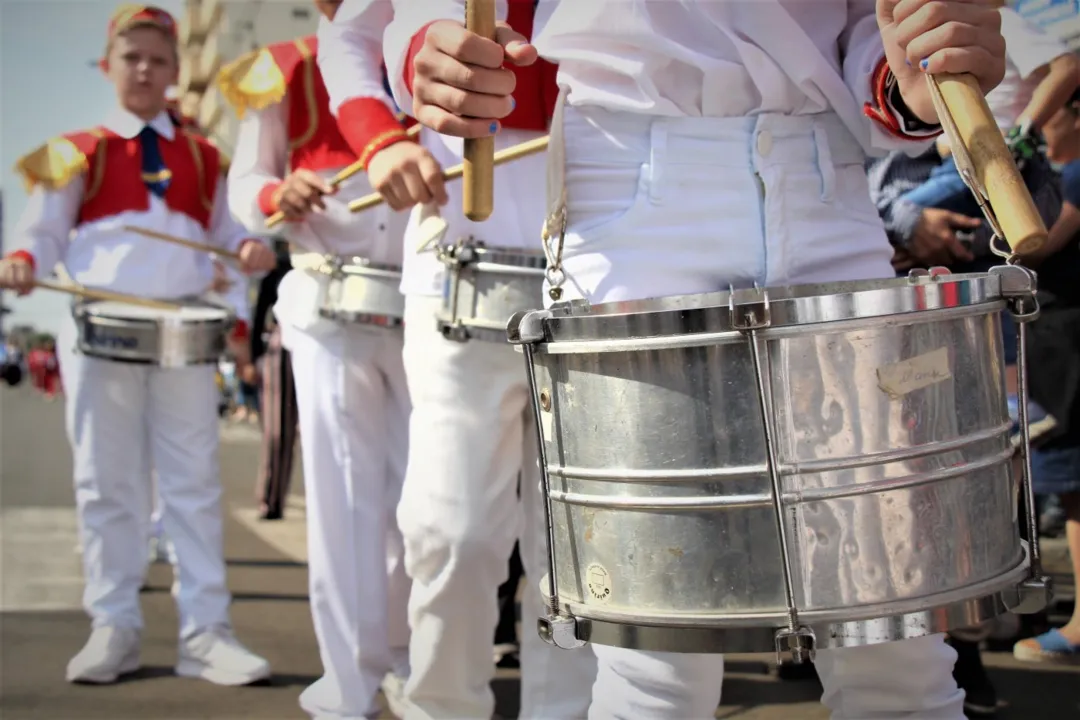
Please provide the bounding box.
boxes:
[729,286,816,663]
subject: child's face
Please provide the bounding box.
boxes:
[314,0,343,21]
[105,26,178,119]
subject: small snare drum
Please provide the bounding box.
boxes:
[318,257,405,328]
[436,237,547,343]
[74,299,233,367]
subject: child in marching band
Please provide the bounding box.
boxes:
[0,4,275,686]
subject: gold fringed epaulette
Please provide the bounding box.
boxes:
[216,47,288,119]
[14,137,90,193]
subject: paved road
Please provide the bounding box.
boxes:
[1,384,1077,719]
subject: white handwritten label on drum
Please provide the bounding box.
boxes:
[876,347,952,400]
[585,563,612,604]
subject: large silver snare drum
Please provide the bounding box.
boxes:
[319,258,405,328]
[436,238,546,343]
[74,299,233,367]
[508,266,1052,661]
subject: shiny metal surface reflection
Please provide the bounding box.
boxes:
[511,268,1050,656]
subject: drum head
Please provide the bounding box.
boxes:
[82,300,228,322]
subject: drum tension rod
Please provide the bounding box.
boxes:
[989,265,1054,615]
[730,287,816,664]
[507,309,588,651]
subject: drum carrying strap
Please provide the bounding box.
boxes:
[541,84,571,301]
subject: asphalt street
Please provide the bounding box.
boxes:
[1,384,1077,719]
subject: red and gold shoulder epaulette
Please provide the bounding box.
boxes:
[216,38,310,119]
[14,129,105,193]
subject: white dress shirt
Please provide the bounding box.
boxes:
[383,0,920,156]
[14,107,252,300]
[226,82,408,265]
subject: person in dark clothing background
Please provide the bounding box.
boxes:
[252,239,299,521]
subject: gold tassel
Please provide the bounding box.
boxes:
[216,48,287,119]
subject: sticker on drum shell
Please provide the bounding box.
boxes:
[876,346,953,400]
[585,563,613,604]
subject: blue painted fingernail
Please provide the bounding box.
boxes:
[510,96,516,111]
[920,58,929,70]
[905,58,911,67]
[490,121,499,134]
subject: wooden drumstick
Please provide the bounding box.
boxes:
[348,135,550,213]
[265,124,423,229]
[463,0,497,222]
[932,74,1047,255]
[34,279,184,311]
[123,225,243,261]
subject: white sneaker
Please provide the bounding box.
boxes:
[380,673,410,719]
[175,628,271,686]
[66,626,141,684]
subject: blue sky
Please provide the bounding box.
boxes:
[1,0,184,334]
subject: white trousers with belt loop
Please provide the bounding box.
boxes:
[396,295,598,720]
[544,100,965,720]
[278,268,413,720]
[57,316,231,640]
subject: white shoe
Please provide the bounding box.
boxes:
[380,673,410,719]
[175,628,271,686]
[66,626,141,684]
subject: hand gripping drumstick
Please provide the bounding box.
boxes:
[123,225,243,262]
[33,279,185,311]
[928,74,1047,256]
[348,136,550,213]
[463,0,497,222]
[264,124,422,229]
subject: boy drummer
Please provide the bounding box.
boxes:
[222,0,419,715]
[0,4,275,685]
[393,0,1008,718]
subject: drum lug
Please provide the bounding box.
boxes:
[1006,575,1053,615]
[990,264,1040,321]
[774,626,816,665]
[538,614,589,650]
[507,309,552,345]
[729,287,772,330]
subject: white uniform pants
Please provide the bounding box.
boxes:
[57,320,230,639]
[398,296,598,719]
[547,106,964,720]
[282,321,412,720]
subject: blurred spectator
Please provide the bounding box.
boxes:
[252,241,298,521]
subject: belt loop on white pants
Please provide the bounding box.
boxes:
[813,123,837,203]
[542,84,571,301]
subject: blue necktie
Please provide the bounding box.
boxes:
[139,125,171,198]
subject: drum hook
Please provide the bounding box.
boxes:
[541,202,567,302]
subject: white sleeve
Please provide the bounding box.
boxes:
[13,179,82,278]
[226,103,289,232]
[208,178,259,256]
[842,0,938,154]
[384,0,513,117]
[1000,9,1070,80]
[317,0,399,116]
[221,265,252,324]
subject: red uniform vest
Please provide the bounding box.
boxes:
[63,127,221,229]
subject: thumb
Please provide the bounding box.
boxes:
[496,23,537,66]
[944,211,982,229]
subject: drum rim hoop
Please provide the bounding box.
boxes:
[75,296,233,323]
[539,272,1004,342]
[450,238,547,269]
